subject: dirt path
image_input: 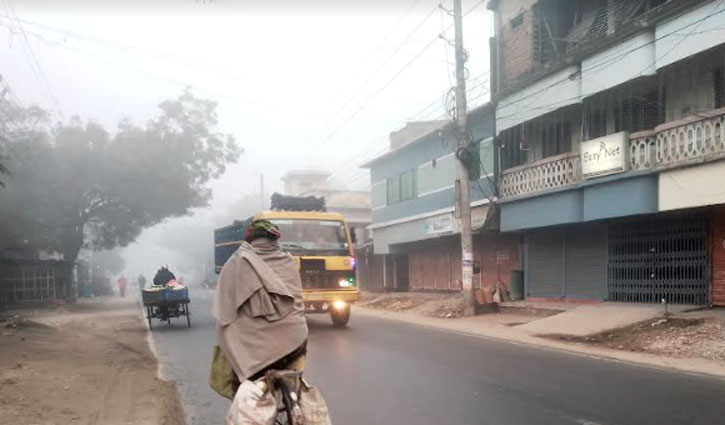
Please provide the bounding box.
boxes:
[550,312,725,362]
[0,297,186,425]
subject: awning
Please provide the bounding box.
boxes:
[372,203,492,254]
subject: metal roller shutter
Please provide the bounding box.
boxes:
[609,213,709,305]
[526,230,564,298]
[565,223,608,299]
[711,211,725,306]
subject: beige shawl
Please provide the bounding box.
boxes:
[213,239,308,380]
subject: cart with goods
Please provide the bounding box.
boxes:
[141,283,191,329]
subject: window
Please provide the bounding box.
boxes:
[479,139,494,176]
[271,219,349,255]
[386,169,417,205]
[588,106,607,139]
[400,169,416,201]
[541,120,571,158]
[387,176,400,204]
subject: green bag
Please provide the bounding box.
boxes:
[209,345,240,400]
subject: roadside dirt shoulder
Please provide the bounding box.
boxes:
[548,313,725,363]
[355,305,725,380]
[0,297,185,425]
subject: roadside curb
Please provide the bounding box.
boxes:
[135,292,191,425]
[355,306,725,381]
[134,293,167,381]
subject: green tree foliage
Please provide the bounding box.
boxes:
[0,90,241,262]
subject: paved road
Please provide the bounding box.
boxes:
[149,290,725,425]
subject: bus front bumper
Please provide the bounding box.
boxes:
[303,289,359,313]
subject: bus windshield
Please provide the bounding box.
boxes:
[270,219,350,255]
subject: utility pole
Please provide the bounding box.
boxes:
[453,0,476,317]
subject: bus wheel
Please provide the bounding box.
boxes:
[330,305,350,327]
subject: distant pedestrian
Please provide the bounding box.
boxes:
[138,274,147,292]
[118,274,128,297]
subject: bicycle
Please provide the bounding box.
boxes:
[267,369,331,425]
[227,369,330,425]
[267,369,305,425]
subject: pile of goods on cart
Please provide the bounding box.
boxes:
[142,267,191,329]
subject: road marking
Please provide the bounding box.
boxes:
[135,292,168,380]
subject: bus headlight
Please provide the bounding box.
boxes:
[332,300,347,310]
[338,278,351,287]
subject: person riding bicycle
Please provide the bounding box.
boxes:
[213,219,309,417]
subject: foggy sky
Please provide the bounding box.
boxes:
[1,0,492,279]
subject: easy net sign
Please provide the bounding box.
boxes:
[581,132,630,178]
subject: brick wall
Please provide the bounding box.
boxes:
[500,7,537,90]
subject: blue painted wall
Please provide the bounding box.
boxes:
[501,191,583,232]
[501,172,660,232]
[368,108,495,225]
[368,112,494,183]
[372,177,495,223]
[369,132,454,183]
[582,175,658,221]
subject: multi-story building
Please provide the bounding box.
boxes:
[280,170,372,242]
[488,0,725,305]
[361,112,520,294]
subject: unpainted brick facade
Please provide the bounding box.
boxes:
[499,7,536,90]
[491,0,539,91]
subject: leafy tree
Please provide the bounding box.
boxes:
[0,90,241,262]
[0,98,57,258]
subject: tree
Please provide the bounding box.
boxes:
[0,90,242,262]
[0,96,57,258]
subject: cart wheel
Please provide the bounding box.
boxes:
[186,304,191,327]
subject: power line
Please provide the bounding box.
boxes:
[287,36,441,169]
[495,4,725,120]
[322,77,488,187]
[0,13,242,76]
[285,0,488,171]
[325,0,428,103]
[317,69,489,187]
[2,1,59,109]
[305,81,452,182]
[0,27,287,116]
[284,2,442,162]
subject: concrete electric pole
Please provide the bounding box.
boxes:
[453,0,476,317]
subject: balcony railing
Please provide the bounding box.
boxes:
[502,109,725,199]
[500,152,581,198]
[630,108,725,170]
[654,108,725,168]
[629,130,657,171]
